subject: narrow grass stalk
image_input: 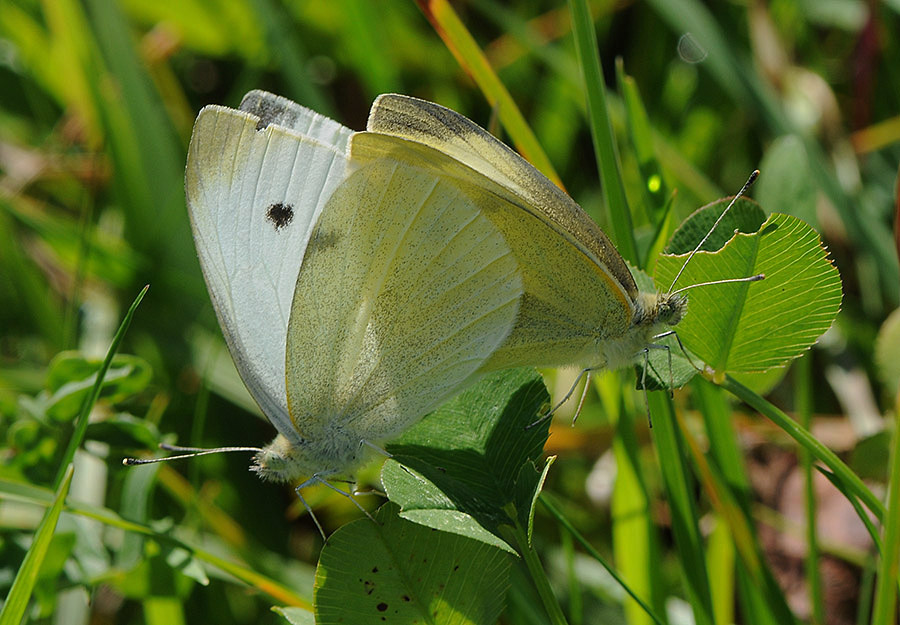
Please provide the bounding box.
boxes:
[0,476,312,609]
[509,516,568,625]
[871,390,900,625]
[648,392,714,625]
[795,355,825,624]
[567,0,637,263]
[0,466,74,625]
[415,0,562,185]
[541,494,666,625]
[720,374,884,521]
[53,285,148,490]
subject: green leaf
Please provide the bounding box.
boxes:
[0,464,73,625]
[663,198,766,258]
[314,502,511,625]
[382,368,549,549]
[755,136,817,226]
[273,606,315,625]
[656,210,842,374]
[85,413,162,451]
[39,352,152,423]
[875,307,900,394]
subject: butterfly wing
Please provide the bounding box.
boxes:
[350,130,635,370]
[186,95,353,443]
[367,94,639,301]
[285,157,523,445]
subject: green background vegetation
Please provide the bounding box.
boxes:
[1,1,898,624]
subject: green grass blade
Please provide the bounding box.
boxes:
[414,0,562,186]
[0,476,312,609]
[648,393,714,625]
[0,464,74,625]
[616,61,669,225]
[611,409,663,625]
[567,0,636,264]
[508,516,568,625]
[248,0,333,113]
[795,355,825,623]
[539,494,666,625]
[53,285,148,489]
[675,400,799,624]
[871,395,900,625]
[721,375,885,521]
[693,380,788,624]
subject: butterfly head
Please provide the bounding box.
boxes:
[633,291,687,330]
[252,429,368,483]
[252,434,312,483]
[656,292,687,326]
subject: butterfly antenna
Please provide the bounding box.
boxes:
[123,444,263,466]
[668,169,759,293]
[670,273,765,296]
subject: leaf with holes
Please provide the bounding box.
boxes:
[655,211,842,375]
[314,503,511,625]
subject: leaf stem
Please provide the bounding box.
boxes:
[506,505,568,625]
[720,374,884,521]
[540,495,666,625]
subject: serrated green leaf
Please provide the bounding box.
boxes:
[382,368,549,547]
[656,212,842,374]
[314,503,511,625]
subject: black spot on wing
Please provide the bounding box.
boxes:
[266,203,294,231]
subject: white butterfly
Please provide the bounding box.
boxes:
[184,90,685,489]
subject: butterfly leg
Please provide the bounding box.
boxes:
[526,367,594,429]
[359,439,392,458]
[295,474,378,540]
[651,329,702,372]
[294,477,328,540]
[639,342,675,428]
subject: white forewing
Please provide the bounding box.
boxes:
[185,97,353,443]
[239,90,351,146]
[285,155,523,457]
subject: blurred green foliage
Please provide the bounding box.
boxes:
[1,0,898,624]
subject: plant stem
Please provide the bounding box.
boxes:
[721,374,884,520]
[506,505,568,625]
